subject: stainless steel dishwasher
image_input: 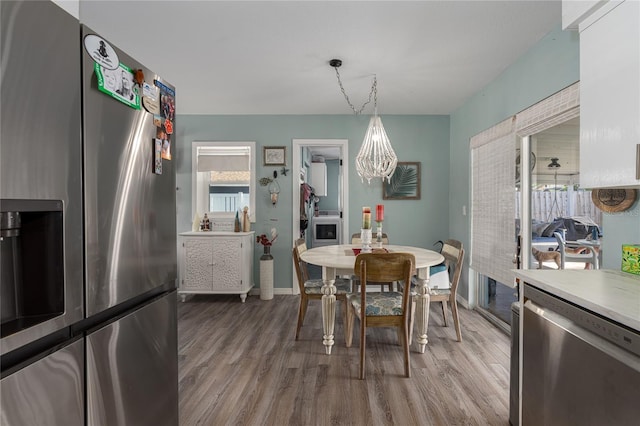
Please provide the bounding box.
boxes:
[522,284,640,425]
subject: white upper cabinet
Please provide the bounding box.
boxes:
[579,0,640,188]
[310,162,327,196]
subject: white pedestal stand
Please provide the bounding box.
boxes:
[260,247,274,300]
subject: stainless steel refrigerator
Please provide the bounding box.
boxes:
[1,2,178,424]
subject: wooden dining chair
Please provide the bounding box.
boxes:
[424,239,465,342]
[351,232,392,291]
[345,252,415,379]
[292,238,352,340]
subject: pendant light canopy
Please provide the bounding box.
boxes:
[330,59,397,183]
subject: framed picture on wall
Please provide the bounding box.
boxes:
[263,146,287,166]
[383,162,421,200]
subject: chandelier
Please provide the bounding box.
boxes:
[330,59,397,183]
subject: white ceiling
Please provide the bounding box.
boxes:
[79,1,562,115]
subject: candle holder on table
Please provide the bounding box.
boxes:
[376,221,383,248]
[360,228,373,253]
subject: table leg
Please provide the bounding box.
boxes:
[321,267,337,355]
[414,273,431,354]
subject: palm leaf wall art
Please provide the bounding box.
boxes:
[383,162,421,200]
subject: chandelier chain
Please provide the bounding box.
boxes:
[334,67,377,115]
[329,58,396,183]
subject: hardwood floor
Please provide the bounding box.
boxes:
[178,294,511,426]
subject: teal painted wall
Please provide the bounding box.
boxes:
[175,115,450,292]
[174,24,636,301]
[601,201,640,270]
[449,25,580,302]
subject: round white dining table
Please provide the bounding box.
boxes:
[299,244,444,355]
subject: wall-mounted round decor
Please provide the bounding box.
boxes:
[591,188,637,213]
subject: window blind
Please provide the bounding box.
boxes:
[515,83,580,137]
[470,117,516,286]
[197,154,249,172]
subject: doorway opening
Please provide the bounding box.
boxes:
[292,139,349,290]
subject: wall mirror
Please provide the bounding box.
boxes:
[192,141,256,222]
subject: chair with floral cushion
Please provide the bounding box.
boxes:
[408,239,464,342]
[292,238,352,340]
[428,239,464,342]
[345,252,415,379]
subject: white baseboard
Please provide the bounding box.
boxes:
[456,293,470,309]
[250,288,294,296]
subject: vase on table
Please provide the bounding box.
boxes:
[260,246,274,300]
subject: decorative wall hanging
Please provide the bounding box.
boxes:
[383,162,421,200]
[591,188,637,213]
[268,170,281,205]
[263,146,286,166]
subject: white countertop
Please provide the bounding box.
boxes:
[179,231,254,236]
[514,269,640,331]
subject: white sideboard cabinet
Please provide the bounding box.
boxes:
[579,0,640,188]
[178,231,254,302]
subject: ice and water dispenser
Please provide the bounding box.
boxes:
[1,200,64,339]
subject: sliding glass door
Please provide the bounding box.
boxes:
[474,83,595,326]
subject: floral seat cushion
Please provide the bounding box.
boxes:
[347,292,405,316]
[304,277,351,295]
